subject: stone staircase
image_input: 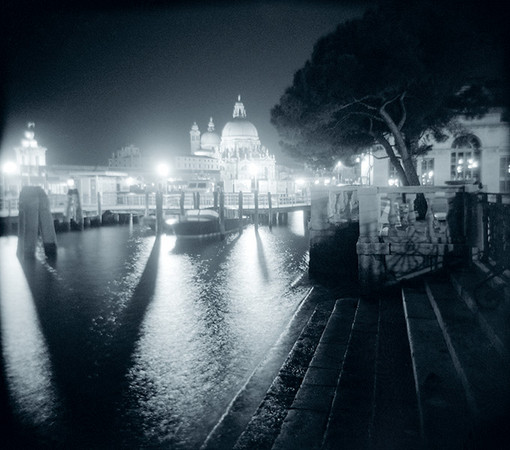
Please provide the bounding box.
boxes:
[202,263,510,449]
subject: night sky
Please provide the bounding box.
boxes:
[1,1,370,167]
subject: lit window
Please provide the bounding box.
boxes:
[500,156,510,192]
[451,134,481,181]
[421,158,434,185]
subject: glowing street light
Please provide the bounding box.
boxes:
[2,162,17,175]
[156,163,170,193]
[156,163,170,178]
[2,162,18,198]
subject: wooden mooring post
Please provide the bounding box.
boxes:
[254,190,259,228]
[219,190,226,238]
[238,191,243,220]
[144,192,149,218]
[193,192,200,210]
[155,191,164,235]
[268,192,273,230]
[17,186,57,259]
[65,188,83,230]
[97,192,103,225]
[180,191,185,216]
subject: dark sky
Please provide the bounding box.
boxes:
[1,0,370,167]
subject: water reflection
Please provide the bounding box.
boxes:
[0,238,58,434]
[0,213,310,448]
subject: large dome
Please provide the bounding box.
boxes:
[222,118,259,140]
[221,96,259,140]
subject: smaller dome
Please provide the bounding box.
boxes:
[201,131,220,148]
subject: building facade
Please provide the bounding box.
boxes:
[335,109,510,192]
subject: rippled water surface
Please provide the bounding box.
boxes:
[0,213,310,448]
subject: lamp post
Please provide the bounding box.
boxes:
[249,163,259,192]
[155,163,170,234]
[336,161,342,185]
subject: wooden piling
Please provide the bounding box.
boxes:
[254,190,259,228]
[219,190,225,238]
[144,192,149,218]
[38,190,57,256]
[180,191,185,216]
[238,191,243,219]
[268,192,273,230]
[155,191,163,235]
[97,192,103,224]
[17,186,57,259]
[65,188,83,230]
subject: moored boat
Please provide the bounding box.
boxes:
[172,209,246,240]
[141,214,177,234]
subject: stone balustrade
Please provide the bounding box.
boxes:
[309,184,481,291]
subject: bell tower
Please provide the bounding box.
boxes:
[190,121,201,155]
[14,122,47,186]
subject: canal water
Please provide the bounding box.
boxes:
[0,212,311,449]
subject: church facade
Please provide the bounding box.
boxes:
[180,96,277,192]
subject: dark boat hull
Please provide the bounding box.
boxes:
[172,218,246,240]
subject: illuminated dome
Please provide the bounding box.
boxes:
[200,117,221,148]
[222,119,259,139]
[221,96,259,140]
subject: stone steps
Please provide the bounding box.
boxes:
[370,291,421,449]
[272,297,359,450]
[403,267,510,448]
[217,290,421,450]
[203,263,509,449]
[232,297,337,449]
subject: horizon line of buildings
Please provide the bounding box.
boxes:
[1,101,509,208]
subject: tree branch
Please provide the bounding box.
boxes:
[397,92,407,130]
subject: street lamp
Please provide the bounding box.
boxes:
[156,163,170,193]
[249,162,259,191]
[335,161,342,184]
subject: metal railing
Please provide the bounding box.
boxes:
[480,192,510,270]
[0,190,311,217]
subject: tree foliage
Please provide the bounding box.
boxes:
[271,0,508,185]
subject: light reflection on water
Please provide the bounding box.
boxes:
[0,237,58,429]
[0,212,310,448]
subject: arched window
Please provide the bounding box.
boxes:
[450,134,481,181]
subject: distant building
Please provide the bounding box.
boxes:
[13,122,47,187]
[182,95,280,192]
[1,97,297,207]
[108,145,146,169]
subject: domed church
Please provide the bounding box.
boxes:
[190,95,276,192]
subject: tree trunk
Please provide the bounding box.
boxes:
[402,154,420,185]
[378,106,421,186]
[373,132,409,185]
